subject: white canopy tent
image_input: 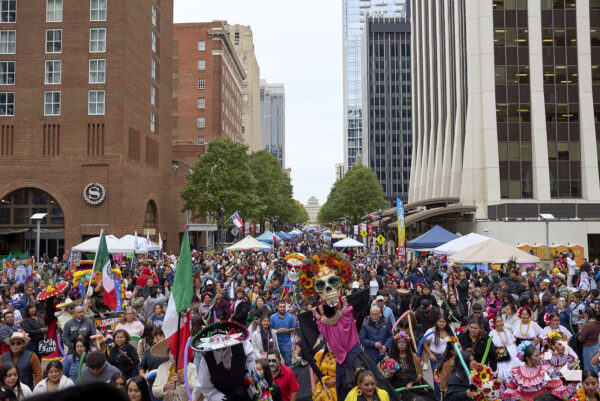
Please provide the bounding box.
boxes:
[449,239,540,264]
[225,235,272,252]
[434,233,492,255]
[120,234,160,254]
[332,237,365,248]
[72,235,135,254]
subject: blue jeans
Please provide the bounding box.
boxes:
[279,343,293,366]
[430,353,443,399]
[583,344,600,373]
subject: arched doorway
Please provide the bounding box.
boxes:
[144,200,157,240]
[0,188,65,258]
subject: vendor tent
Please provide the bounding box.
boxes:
[288,229,302,236]
[120,234,160,254]
[434,232,492,255]
[72,235,135,254]
[406,225,459,250]
[332,237,365,248]
[276,231,292,241]
[256,231,281,243]
[225,236,272,251]
[449,239,540,264]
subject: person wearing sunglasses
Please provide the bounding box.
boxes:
[0,332,42,390]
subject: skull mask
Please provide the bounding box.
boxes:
[314,267,342,306]
[286,257,303,283]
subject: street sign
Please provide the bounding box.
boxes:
[361,230,368,238]
[231,227,239,236]
[376,234,386,245]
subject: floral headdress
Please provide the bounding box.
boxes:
[544,331,564,349]
[447,336,459,344]
[393,331,411,344]
[516,340,534,360]
[299,252,352,297]
[544,312,552,326]
[517,306,532,319]
[469,362,501,401]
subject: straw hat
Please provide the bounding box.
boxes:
[149,339,170,358]
[5,332,30,346]
[56,298,84,309]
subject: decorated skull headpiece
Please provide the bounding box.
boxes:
[299,252,353,306]
[284,253,305,283]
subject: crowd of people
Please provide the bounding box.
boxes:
[0,232,597,401]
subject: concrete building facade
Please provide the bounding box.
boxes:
[361,17,412,203]
[225,24,261,153]
[260,80,285,168]
[305,196,320,223]
[0,0,185,257]
[409,0,600,259]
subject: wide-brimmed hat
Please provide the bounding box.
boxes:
[149,339,170,358]
[5,332,30,346]
[56,298,84,309]
[191,320,249,352]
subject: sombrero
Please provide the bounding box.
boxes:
[56,297,84,309]
[37,282,69,301]
[149,338,170,358]
[190,320,249,352]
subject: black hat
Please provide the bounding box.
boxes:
[420,299,432,310]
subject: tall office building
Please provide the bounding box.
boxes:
[260,80,285,168]
[172,22,245,165]
[343,0,405,171]
[0,0,185,255]
[225,24,261,152]
[361,16,411,203]
[409,0,600,258]
[305,196,320,222]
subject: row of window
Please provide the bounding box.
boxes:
[0,90,104,116]
[43,29,106,54]
[0,0,106,23]
[0,60,106,85]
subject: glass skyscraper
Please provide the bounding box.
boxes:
[260,80,285,168]
[343,0,405,170]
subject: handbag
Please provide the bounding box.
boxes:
[38,334,57,356]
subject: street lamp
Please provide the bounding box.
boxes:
[219,203,225,252]
[540,213,555,259]
[30,213,47,263]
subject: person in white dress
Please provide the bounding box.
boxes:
[540,312,572,340]
[489,315,519,381]
[501,304,519,332]
[512,306,542,348]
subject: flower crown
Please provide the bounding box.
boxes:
[516,341,533,360]
[517,306,532,319]
[299,252,353,297]
[544,331,564,348]
[447,336,459,344]
[393,331,411,344]
[544,312,552,326]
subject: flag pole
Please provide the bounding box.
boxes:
[84,229,103,311]
[175,310,181,371]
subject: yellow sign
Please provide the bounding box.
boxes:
[376,234,386,244]
[361,230,368,238]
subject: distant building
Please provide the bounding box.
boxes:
[305,196,320,223]
[335,163,345,181]
[361,16,411,203]
[225,24,261,152]
[260,80,285,168]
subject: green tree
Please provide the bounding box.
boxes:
[290,200,309,223]
[318,179,341,223]
[180,138,263,249]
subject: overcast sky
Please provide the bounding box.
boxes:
[174,0,343,207]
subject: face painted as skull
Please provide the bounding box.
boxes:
[314,268,342,306]
[286,257,303,283]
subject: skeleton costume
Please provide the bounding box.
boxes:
[270,254,304,307]
[297,253,399,401]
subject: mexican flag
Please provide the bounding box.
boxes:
[163,231,194,370]
[91,230,117,309]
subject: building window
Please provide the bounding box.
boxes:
[234,32,239,45]
[90,0,106,21]
[243,57,247,64]
[151,84,155,105]
[242,94,248,102]
[0,31,15,54]
[89,59,105,83]
[197,136,205,145]
[198,40,205,51]
[151,31,156,53]
[197,97,205,109]
[0,0,16,23]
[0,92,13,115]
[197,59,205,71]
[242,82,247,89]
[45,60,61,84]
[197,117,205,128]
[44,91,60,116]
[0,61,14,85]
[197,78,205,89]
[150,111,155,132]
[88,90,104,115]
[46,0,62,22]
[89,28,106,52]
[151,57,156,79]
[46,29,62,53]
[151,5,156,26]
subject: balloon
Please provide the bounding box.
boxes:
[56,332,66,357]
[453,342,470,377]
[392,310,412,333]
[184,336,192,401]
[481,336,494,365]
[395,384,430,392]
[417,331,435,356]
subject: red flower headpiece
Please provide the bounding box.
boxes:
[544,312,552,326]
[517,306,532,319]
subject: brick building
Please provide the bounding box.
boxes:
[0,0,186,257]
[172,21,245,166]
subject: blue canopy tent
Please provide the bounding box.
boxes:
[256,231,282,243]
[406,225,459,250]
[276,231,292,241]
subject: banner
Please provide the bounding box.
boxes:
[397,197,405,259]
[354,225,358,235]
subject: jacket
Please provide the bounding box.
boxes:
[63,317,96,352]
[358,317,392,362]
[232,297,250,325]
[343,386,390,401]
[143,294,168,319]
[251,327,279,359]
[80,362,120,384]
[61,352,86,383]
[444,372,471,401]
[21,317,45,342]
[136,266,159,287]
[458,332,497,371]
[32,375,75,394]
[107,342,139,379]
[152,361,197,401]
